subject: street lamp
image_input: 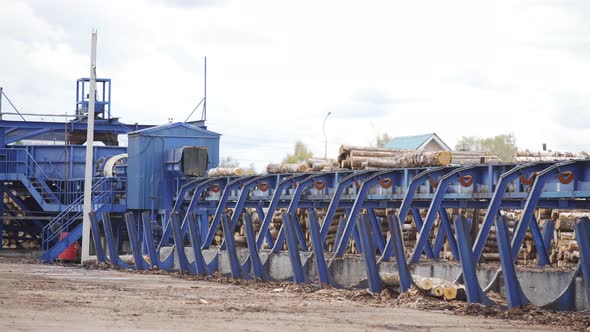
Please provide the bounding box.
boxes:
[323,111,332,159]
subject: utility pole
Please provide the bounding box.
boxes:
[81,31,97,263]
[323,112,331,159]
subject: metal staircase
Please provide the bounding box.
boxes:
[41,177,115,262]
[0,148,62,209]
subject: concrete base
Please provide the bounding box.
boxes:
[120,246,590,311]
[0,249,42,259]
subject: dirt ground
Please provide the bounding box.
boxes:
[0,258,587,331]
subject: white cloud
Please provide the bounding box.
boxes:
[1,0,590,170]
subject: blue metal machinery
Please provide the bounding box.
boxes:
[0,78,220,262]
[2,77,590,312]
[87,160,590,312]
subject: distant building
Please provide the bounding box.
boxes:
[385,133,451,151]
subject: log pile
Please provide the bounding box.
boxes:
[266,163,309,174]
[413,276,467,301]
[450,151,502,165]
[337,145,452,170]
[514,150,587,162]
[549,211,584,267]
[208,167,244,177]
[2,192,41,250]
[304,158,340,172]
[205,204,583,270]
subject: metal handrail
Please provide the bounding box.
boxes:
[0,148,63,202]
[41,177,114,252]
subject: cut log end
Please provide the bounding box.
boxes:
[443,285,457,300]
[431,285,444,297]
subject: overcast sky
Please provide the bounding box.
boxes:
[2,0,590,170]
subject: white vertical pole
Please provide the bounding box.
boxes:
[81,31,97,263]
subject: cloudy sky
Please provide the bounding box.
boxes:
[2,0,590,170]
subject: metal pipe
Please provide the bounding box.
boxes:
[0,112,77,117]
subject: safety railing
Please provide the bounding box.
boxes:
[41,177,122,254]
[0,148,62,204]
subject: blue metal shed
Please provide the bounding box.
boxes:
[127,122,220,210]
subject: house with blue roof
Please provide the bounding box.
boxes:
[385,133,451,151]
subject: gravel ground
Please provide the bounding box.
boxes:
[0,257,587,331]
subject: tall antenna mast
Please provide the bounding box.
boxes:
[202,56,207,121]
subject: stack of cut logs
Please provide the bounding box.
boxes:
[476,209,581,267]
[2,192,41,249]
[337,145,453,170]
[337,145,504,170]
[304,158,340,172]
[550,211,582,267]
[209,205,581,269]
[413,276,466,301]
[380,272,466,300]
[266,163,309,174]
[450,151,502,165]
[515,150,587,162]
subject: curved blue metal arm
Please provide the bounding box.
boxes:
[255,173,307,249]
[410,165,487,264]
[332,169,408,257]
[203,176,257,248]
[510,160,578,259]
[320,171,377,240]
[472,162,554,262]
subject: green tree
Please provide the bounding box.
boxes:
[243,162,257,175]
[455,134,517,162]
[374,132,391,148]
[284,141,313,163]
[220,156,240,168]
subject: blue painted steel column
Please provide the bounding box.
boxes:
[367,208,385,253]
[453,215,491,305]
[171,212,194,274]
[124,213,149,270]
[283,213,306,284]
[432,221,446,259]
[495,215,528,308]
[541,220,555,253]
[437,208,459,259]
[411,209,435,259]
[528,216,550,266]
[308,209,332,286]
[333,180,373,257]
[385,215,412,292]
[186,212,208,275]
[255,206,273,248]
[256,175,306,249]
[243,213,266,280]
[89,212,106,262]
[221,213,242,278]
[102,213,133,269]
[357,214,383,293]
[575,217,590,305]
[333,216,346,252]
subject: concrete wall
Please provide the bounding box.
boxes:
[157,247,588,311]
